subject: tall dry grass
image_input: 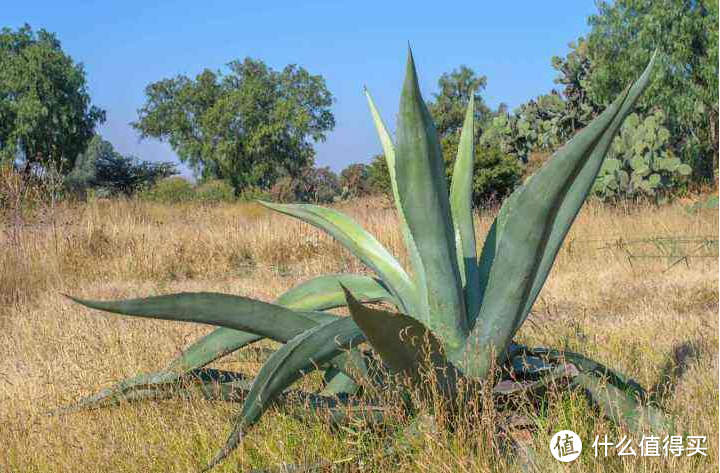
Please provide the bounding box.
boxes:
[0,196,717,472]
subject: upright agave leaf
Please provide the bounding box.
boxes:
[365,88,426,318]
[259,201,418,314]
[461,52,657,379]
[449,97,481,323]
[395,48,467,353]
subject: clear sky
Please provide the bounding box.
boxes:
[4,1,599,176]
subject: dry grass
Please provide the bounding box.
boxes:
[0,196,717,472]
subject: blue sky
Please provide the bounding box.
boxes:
[5,1,599,176]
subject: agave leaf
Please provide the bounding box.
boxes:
[258,201,417,314]
[52,369,252,415]
[206,316,365,470]
[449,97,481,323]
[395,47,467,352]
[365,88,426,316]
[170,273,395,373]
[63,274,387,412]
[343,285,452,390]
[276,273,398,310]
[321,348,369,396]
[526,348,647,401]
[462,53,657,379]
[68,292,322,343]
[166,329,263,373]
[572,373,673,434]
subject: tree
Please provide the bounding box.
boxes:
[427,66,491,138]
[0,24,105,175]
[66,135,177,196]
[132,58,335,194]
[585,0,719,183]
[339,163,372,198]
[368,154,391,196]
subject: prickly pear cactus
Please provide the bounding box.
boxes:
[593,110,691,201]
[487,92,570,162]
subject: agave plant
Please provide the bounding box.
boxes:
[61,48,671,470]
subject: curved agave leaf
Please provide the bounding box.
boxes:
[395,48,467,352]
[572,373,672,434]
[63,274,387,412]
[68,292,321,342]
[53,369,253,415]
[517,348,671,433]
[461,53,657,379]
[276,273,398,310]
[206,316,365,470]
[513,52,658,335]
[525,348,647,400]
[449,97,481,323]
[321,348,369,396]
[343,285,454,393]
[258,201,417,314]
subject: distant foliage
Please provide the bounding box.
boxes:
[269,166,340,203]
[66,135,177,196]
[0,24,105,175]
[593,111,692,201]
[132,57,335,194]
[368,154,391,196]
[339,163,372,198]
[140,176,194,203]
[195,179,235,203]
[441,132,522,207]
[471,144,523,207]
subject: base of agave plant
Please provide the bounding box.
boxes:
[56,340,669,473]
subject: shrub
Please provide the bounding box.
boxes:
[368,154,391,196]
[238,185,270,202]
[339,163,372,198]
[140,176,194,203]
[472,144,523,207]
[268,166,340,203]
[195,179,235,203]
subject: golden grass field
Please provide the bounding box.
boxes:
[0,196,717,472]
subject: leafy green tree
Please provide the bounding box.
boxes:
[368,154,391,196]
[66,135,177,196]
[132,58,335,193]
[0,24,106,175]
[427,66,491,138]
[586,0,719,183]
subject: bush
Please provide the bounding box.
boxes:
[238,185,270,202]
[368,154,392,196]
[472,144,523,207]
[268,166,340,203]
[140,176,194,203]
[340,163,372,198]
[195,179,235,203]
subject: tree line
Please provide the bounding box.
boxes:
[1,0,717,206]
